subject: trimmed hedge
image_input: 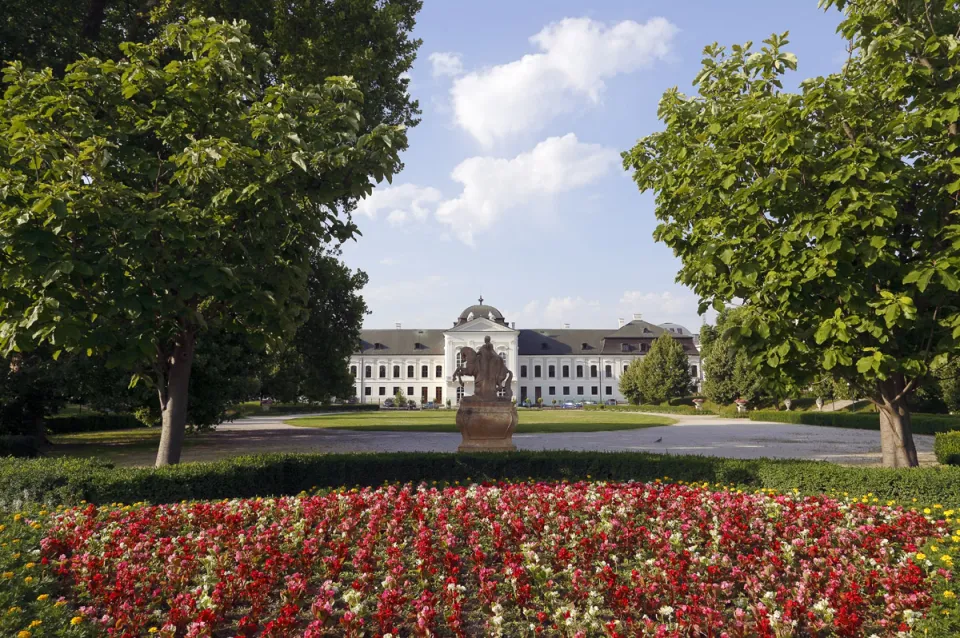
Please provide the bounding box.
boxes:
[585,404,716,415]
[0,435,40,458]
[3,451,960,509]
[231,403,380,418]
[935,432,960,466]
[44,414,143,434]
[750,410,960,435]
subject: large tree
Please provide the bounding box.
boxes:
[624,1,960,467]
[620,333,691,406]
[0,19,403,465]
[701,309,770,407]
[261,253,368,403]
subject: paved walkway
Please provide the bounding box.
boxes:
[181,412,934,467]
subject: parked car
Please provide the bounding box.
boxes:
[582,400,597,406]
[383,398,396,408]
[561,401,577,409]
[407,399,418,410]
[605,399,618,406]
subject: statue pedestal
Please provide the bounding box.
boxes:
[456,396,518,452]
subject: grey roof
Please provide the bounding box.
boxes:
[356,329,446,356]
[518,320,698,356]
[659,322,693,336]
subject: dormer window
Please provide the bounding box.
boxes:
[621,343,630,352]
[581,342,589,350]
[540,343,548,350]
[643,328,651,334]
[374,342,384,350]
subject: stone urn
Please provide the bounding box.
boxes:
[784,398,792,411]
[456,395,518,452]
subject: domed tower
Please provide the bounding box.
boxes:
[454,296,508,326]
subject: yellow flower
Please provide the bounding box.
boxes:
[13,514,22,522]
[35,595,48,602]
[0,524,5,532]
[54,601,66,607]
[29,620,41,628]
[23,576,33,584]
[917,552,928,561]
[2,572,13,579]
[7,606,22,614]
[71,616,83,625]
[148,627,159,634]
[924,508,932,515]
[933,545,940,552]
[16,631,30,638]
[943,554,954,563]
[945,591,957,600]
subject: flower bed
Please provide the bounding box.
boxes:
[35,481,958,637]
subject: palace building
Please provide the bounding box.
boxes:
[350,299,703,405]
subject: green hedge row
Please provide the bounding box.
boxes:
[0,436,39,458]
[3,451,960,509]
[44,414,144,434]
[584,403,752,418]
[935,432,960,466]
[749,410,960,435]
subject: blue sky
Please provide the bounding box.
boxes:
[343,1,847,331]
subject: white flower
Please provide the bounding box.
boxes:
[659,605,674,617]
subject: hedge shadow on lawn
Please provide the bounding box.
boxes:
[3,451,960,509]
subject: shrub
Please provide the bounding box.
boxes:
[935,432,960,466]
[3,451,960,509]
[750,410,960,435]
[0,435,39,458]
[585,404,715,415]
[43,414,144,434]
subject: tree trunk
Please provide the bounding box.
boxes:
[876,376,919,468]
[155,331,195,467]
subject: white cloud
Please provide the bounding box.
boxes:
[363,275,448,305]
[355,183,442,225]
[429,52,464,78]
[450,17,677,146]
[436,133,619,244]
[379,257,398,266]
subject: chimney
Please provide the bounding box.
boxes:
[618,317,625,328]
[562,322,570,329]
[633,313,642,321]
[511,322,516,329]
[395,322,402,329]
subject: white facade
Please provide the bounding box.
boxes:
[350,303,702,405]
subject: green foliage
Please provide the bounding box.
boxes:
[585,403,714,416]
[0,435,39,457]
[260,255,368,403]
[750,411,960,435]
[935,432,960,466]
[0,349,66,436]
[43,414,143,434]
[621,333,691,405]
[3,451,960,509]
[624,2,960,462]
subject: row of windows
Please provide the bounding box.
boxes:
[520,364,626,379]
[519,386,614,398]
[351,364,444,380]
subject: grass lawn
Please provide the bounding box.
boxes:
[49,428,199,463]
[287,409,674,433]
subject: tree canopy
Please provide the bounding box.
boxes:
[0,18,403,464]
[620,333,691,405]
[624,0,960,466]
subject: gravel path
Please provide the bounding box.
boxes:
[92,412,935,467]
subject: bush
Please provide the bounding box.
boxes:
[0,435,39,458]
[44,414,144,434]
[750,410,960,435]
[585,404,715,415]
[935,432,960,466]
[3,451,960,509]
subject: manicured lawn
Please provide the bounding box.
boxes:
[287,409,674,433]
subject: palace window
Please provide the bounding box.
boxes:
[436,365,443,378]
[393,387,399,395]
[365,366,371,378]
[562,365,569,377]
[534,365,542,377]
[393,365,400,378]
[563,386,570,395]
[576,365,583,377]
[548,365,556,378]
[379,387,386,396]
[520,365,528,378]
[576,386,584,395]
[606,386,613,395]
[621,343,630,352]
[407,365,414,377]
[421,365,428,377]
[591,386,598,395]
[624,365,629,374]
[590,365,598,378]
[407,386,414,396]
[456,349,464,367]
[641,343,650,353]
[605,364,612,377]
[379,365,386,379]
[350,365,357,377]
[691,365,698,377]
[548,386,556,396]
[500,352,506,360]
[456,386,465,403]
[364,387,371,396]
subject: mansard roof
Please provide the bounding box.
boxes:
[356,329,446,356]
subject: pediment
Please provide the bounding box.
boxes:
[445,317,517,333]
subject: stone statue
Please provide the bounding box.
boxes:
[452,335,517,451]
[452,336,513,399]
